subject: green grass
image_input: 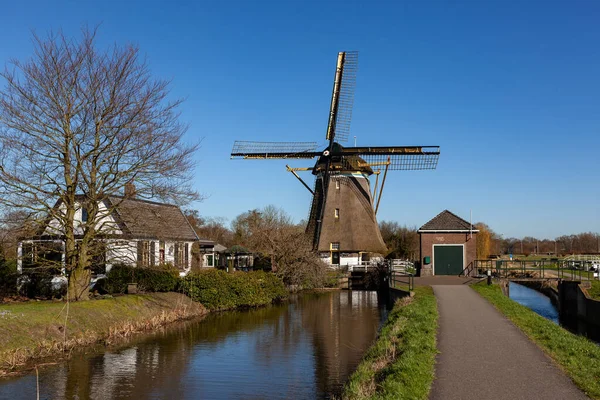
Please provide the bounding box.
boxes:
[342,287,438,400]
[0,293,206,374]
[587,281,600,301]
[472,282,600,399]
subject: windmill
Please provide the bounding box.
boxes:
[231,52,440,265]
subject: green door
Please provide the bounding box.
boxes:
[434,246,464,275]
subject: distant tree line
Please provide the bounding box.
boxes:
[475,223,600,258]
[378,221,419,260]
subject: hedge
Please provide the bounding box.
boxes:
[102,264,180,294]
[0,260,18,298]
[180,269,287,310]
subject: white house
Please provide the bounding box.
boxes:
[18,194,199,276]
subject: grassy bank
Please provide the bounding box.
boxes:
[342,287,438,400]
[472,282,600,399]
[0,292,206,375]
[587,281,600,300]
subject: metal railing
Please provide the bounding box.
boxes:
[389,270,414,292]
[473,259,599,281]
[347,263,379,272]
[389,259,416,275]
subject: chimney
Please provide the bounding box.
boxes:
[125,182,136,198]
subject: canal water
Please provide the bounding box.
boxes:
[509,282,600,344]
[0,291,389,400]
[509,282,559,323]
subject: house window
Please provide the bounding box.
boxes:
[150,241,156,267]
[330,242,340,250]
[184,243,189,267]
[335,180,340,189]
[206,254,214,267]
[174,243,186,268]
[334,208,339,219]
[82,208,88,222]
[159,241,165,263]
[90,242,107,274]
[137,241,151,267]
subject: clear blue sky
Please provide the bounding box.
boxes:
[2,0,599,239]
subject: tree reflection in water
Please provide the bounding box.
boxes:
[0,291,389,399]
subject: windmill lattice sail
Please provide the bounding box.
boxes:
[230,141,319,159]
[329,51,358,143]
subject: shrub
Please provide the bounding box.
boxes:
[102,264,180,294]
[323,270,344,288]
[17,271,66,299]
[180,269,286,310]
[0,259,18,298]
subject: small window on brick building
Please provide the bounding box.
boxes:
[330,242,340,250]
[335,208,339,219]
[335,180,340,189]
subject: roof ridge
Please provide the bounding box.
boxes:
[443,209,471,226]
[108,195,180,208]
[419,209,473,231]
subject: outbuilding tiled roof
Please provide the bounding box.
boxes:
[107,196,199,241]
[418,210,478,232]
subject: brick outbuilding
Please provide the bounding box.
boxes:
[418,210,478,276]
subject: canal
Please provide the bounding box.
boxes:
[509,282,600,343]
[509,282,559,323]
[0,291,389,399]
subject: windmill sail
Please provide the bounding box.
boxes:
[326,51,357,143]
[343,146,441,170]
[230,141,319,159]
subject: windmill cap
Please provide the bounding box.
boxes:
[313,142,373,175]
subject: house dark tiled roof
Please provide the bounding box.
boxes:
[107,196,198,241]
[419,210,477,232]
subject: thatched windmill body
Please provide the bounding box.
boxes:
[231,52,440,265]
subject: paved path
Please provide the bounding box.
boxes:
[430,285,588,400]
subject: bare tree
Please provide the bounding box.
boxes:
[232,206,327,287]
[0,28,199,300]
[379,221,419,260]
[184,210,233,247]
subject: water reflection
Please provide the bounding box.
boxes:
[0,291,388,400]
